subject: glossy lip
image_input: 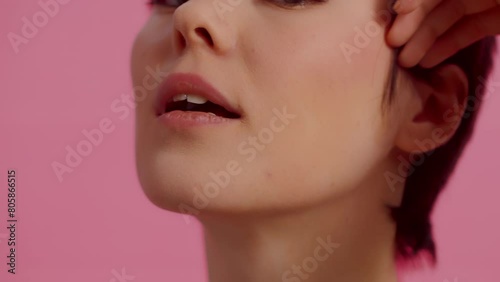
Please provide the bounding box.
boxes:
[155,72,241,119]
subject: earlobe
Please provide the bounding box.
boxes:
[395,64,469,155]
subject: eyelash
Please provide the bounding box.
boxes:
[147,0,325,9]
[147,0,187,8]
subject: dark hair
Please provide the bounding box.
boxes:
[386,36,497,262]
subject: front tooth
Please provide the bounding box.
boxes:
[173,94,187,102]
[186,94,208,104]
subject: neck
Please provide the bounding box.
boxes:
[200,182,400,282]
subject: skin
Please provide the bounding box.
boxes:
[388,0,500,67]
[131,0,472,281]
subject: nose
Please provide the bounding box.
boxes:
[172,0,236,55]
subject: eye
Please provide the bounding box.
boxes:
[147,0,188,8]
[267,0,327,9]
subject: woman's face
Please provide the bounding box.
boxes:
[131,0,400,214]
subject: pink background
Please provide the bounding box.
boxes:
[0,1,498,282]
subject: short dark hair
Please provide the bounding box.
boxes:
[386,36,497,262]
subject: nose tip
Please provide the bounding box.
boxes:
[172,1,235,55]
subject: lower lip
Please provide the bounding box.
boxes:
[157,110,237,128]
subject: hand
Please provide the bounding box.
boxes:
[387,0,500,68]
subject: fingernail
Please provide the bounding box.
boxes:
[392,0,401,13]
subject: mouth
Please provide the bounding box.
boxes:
[164,94,240,119]
[156,73,241,121]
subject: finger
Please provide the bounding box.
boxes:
[393,0,424,14]
[398,0,466,67]
[387,0,499,47]
[387,0,444,47]
[457,0,500,14]
[420,6,500,68]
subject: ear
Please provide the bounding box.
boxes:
[395,64,469,154]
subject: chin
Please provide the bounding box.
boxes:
[135,155,244,214]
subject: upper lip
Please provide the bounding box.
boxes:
[155,72,240,117]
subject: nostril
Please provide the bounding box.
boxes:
[173,30,187,52]
[194,27,214,47]
[176,30,187,50]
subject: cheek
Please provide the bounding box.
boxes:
[130,16,174,82]
[131,21,175,121]
[235,16,394,199]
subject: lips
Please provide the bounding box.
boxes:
[155,73,241,119]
